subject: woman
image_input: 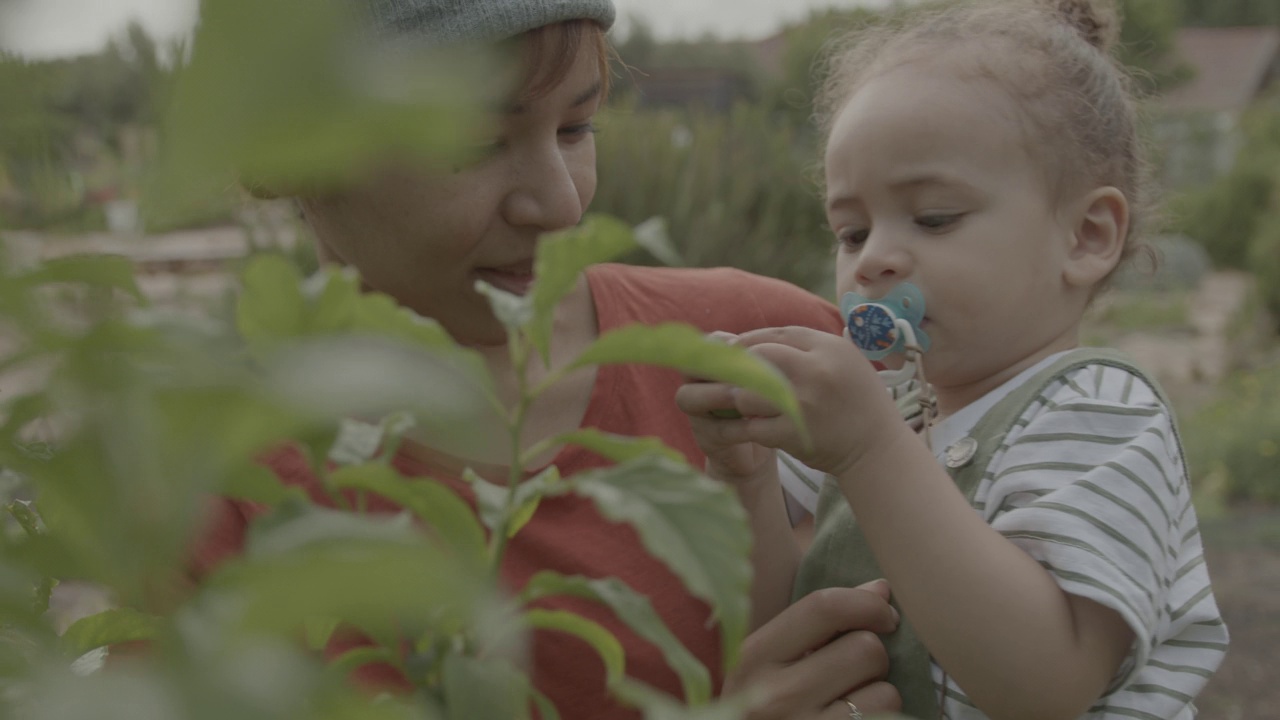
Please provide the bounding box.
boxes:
[195,1,902,718]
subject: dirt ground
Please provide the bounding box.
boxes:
[1195,508,1280,719]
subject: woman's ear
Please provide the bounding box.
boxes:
[1063,186,1128,288]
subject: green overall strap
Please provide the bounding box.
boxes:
[792,348,1160,719]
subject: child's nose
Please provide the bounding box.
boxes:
[854,234,912,290]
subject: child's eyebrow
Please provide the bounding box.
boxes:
[826,174,979,212]
[886,173,977,193]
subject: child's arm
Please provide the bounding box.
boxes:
[833,421,1134,720]
[709,327,1144,720]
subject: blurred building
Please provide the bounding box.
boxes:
[1159,26,1280,187]
[630,66,754,112]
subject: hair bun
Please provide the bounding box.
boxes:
[1048,0,1120,52]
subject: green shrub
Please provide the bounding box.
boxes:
[1185,363,1280,505]
[1094,291,1192,333]
[1112,234,1212,292]
[0,218,772,719]
[593,103,832,293]
[1248,208,1280,331]
[1168,107,1280,269]
[1169,165,1273,269]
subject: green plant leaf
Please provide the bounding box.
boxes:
[305,616,342,652]
[235,254,307,357]
[5,500,44,537]
[474,281,533,332]
[0,559,45,630]
[520,573,710,704]
[551,430,686,465]
[523,609,625,686]
[529,689,561,720]
[16,254,144,302]
[220,465,309,507]
[215,535,483,640]
[612,678,753,720]
[442,655,532,720]
[465,469,508,536]
[570,323,807,441]
[528,215,638,362]
[301,265,361,332]
[328,463,487,567]
[571,456,751,667]
[262,337,503,462]
[327,644,399,678]
[328,418,389,467]
[347,290,466,358]
[150,0,489,214]
[214,519,489,644]
[633,217,684,268]
[507,467,560,540]
[60,608,163,658]
[464,467,561,543]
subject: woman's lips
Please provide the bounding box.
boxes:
[475,265,535,296]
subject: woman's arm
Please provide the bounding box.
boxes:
[718,458,802,631]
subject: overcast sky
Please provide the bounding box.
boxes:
[612,0,889,40]
[0,0,891,59]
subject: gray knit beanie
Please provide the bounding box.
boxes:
[365,0,616,45]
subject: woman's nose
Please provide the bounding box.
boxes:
[501,146,589,232]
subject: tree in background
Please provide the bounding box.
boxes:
[1181,0,1280,28]
[0,22,174,229]
[50,22,169,153]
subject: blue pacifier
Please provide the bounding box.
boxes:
[839,283,931,361]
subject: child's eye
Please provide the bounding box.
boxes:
[837,228,870,249]
[916,213,963,230]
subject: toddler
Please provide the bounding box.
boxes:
[677,1,1227,718]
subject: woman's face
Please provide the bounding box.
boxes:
[300,36,603,346]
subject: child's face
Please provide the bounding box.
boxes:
[825,62,1089,399]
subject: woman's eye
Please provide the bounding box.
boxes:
[559,122,598,141]
[916,213,962,230]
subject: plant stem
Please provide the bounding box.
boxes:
[487,329,533,575]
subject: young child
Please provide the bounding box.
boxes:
[676,1,1227,718]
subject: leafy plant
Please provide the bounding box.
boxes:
[0,208,810,717]
[3,1,816,716]
[1168,107,1280,270]
[593,103,833,294]
[1185,363,1280,505]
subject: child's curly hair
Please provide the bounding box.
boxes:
[816,0,1155,281]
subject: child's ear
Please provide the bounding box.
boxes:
[1063,186,1128,288]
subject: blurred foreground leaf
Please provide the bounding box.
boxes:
[151,0,497,219]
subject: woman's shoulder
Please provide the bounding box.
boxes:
[586,263,839,333]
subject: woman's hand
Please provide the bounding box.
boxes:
[724,580,903,719]
[677,332,779,484]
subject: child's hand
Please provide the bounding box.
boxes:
[679,326,903,478]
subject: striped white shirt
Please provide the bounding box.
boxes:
[783,358,1227,718]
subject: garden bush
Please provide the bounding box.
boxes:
[0,2,794,717]
[593,103,833,294]
[1247,207,1280,331]
[1184,363,1280,505]
[1168,107,1280,270]
[1112,234,1212,293]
